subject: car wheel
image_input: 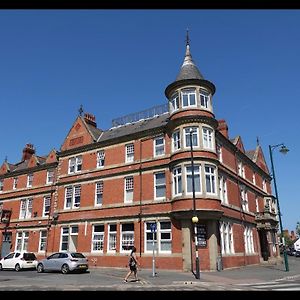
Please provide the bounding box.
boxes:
[15,264,21,272]
[61,264,69,274]
[0,263,2,271]
[37,263,44,273]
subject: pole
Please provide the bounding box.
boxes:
[152,230,155,277]
[190,130,200,279]
[269,145,289,272]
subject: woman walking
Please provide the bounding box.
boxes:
[123,246,140,282]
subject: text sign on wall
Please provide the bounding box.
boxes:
[197,224,207,248]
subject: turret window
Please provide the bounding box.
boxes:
[205,165,217,195]
[181,88,196,108]
[172,130,181,151]
[170,93,179,112]
[184,127,199,148]
[202,127,214,150]
[199,89,210,109]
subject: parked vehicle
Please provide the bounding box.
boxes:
[295,251,300,257]
[0,252,38,271]
[287,247,296,256]
[36,252,89,274]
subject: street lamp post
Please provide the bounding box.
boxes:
[268,143,289,272]
[190,129,200,279]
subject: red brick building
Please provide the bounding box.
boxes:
[0,37,280,272]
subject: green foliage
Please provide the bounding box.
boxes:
[296,222,300,237]
[283,232,293,247]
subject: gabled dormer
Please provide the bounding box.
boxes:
[0,161,12,175]
[248,145,270,175]
[231,135,245,153]
[60,111,102,152]
[45,149,58,164]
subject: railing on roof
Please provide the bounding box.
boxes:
[111,103,169,127]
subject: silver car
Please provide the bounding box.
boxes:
[36,252,89,274]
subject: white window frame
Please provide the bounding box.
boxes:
[154,136,165,157]
[91,224,105,253]
[205,165,217,195]
[172,130,181,152]
[170,92,179,112]
[46,170,54,184]
[199,88,210,109]
[19,198,33,219]
[60,226,78,252]
[68,155,82,174]
[154,172,166,200]
[43,196,51,217]
[255,197,259,213]
[262,179,267,192]
[120,223,135,253]
[238,160,245,178]
[97,150,105,168]
[181,88,197,108]
[107,224,117,252]
[244,226,254,254]
[95,181,103,206]
[185,165,202,194]
[202,126,214,150]
[13,177,18,190]
[27,173,33,188]
[125,143,134,163]
[216,143,222,163]
[64,185,81,209]
[0,179,3,192]
[184,127,199,148]
[220,222,234,255]
[124,176,134,203]
[172,166,182,196]
[144,220,172,254]
[252,172,256,185]
[15,231,29,252]
[241,186,249,212]
[219,175,228,204]
[38,230,47,252]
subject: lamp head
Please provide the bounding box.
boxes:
[192,216,199,223]
[279,145,289,155]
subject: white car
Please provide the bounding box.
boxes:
[0,252,38,271]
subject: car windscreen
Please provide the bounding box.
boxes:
[23,253,37,261]
[71,253,85,258]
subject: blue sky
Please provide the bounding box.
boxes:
[0,10,299,233]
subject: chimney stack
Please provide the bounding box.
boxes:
[217,119,229,138]
[84,113,97,127]
[22,143,35,161]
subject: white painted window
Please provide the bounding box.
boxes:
[255,197,259,213]
[237,160,245,178]
[202,127,214,150]
[184,127,199,148]
[92,224,104,252]
[125,143,134,163]
[154,172,166,199]
[145,221,172,253]
[252,172,256,185]
[27,173,33,187]
[181,88,196,108]
[68,155,82,174]
[244,226,254,254]
[43,196,51,217]
[124,177,133,203]
[13,177,18,190]
[219,175,228,204]
[39,230,47,252]
[108,224,117,252]
[199,89,210,109]
[120,223,134,252]
[170,92,179,112]
[97,150,105,168]
[15,231,29,252]
[172,167,182,196]
[95,181,103,206]
[220,222,235,255]
[60,226,78,252]
[172,130,181,152]
[64,185,81,209]
[19,198,33,219]
[205,165,217,195]
[46,170,54,184]
[0,179,3,192]
[154,136,165,157]
[262,179,267,192]
[185,165,201,194]
[240,186,249,211]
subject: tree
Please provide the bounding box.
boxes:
[283,231,293,247]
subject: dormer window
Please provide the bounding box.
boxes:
[170,92,179,112]
[13,177,18,190]
[199,89,210,109]
[27,174,33,188]
[46,170,54,184]
[181,88,196,108]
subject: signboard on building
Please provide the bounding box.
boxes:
[0,209,12,224]
[197,224,207,247]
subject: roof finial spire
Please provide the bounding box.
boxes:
[78,104,84,117]
[185,28,190,46]
[256,136,260,146]
[4,156,7,163]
